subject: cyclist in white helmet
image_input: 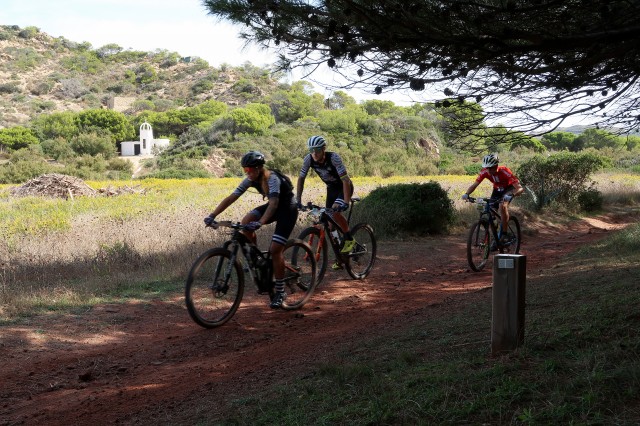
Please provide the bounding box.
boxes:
[462,154,523,242]
[297,135,355,267]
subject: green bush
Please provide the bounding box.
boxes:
[517,152,607,210]
[41,138,75,160]
[70,132,117,158]
[578,188,603,212]
[141,168,210,179]
[0,83,21,94]
[0,146,53,183]
[351,182,455,239]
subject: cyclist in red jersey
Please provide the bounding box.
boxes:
[462,154,524,242]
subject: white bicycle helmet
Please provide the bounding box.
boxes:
[307,135,327,150]
[481,153,499,168]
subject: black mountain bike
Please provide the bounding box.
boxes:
[298,198,376,285]
[465,196,522,272]
[185,221,317,328]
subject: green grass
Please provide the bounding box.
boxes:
[187,223,640,425]
[1,174,639,422]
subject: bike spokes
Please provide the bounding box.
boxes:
[345,224,376,280]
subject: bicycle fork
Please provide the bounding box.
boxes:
[211,245,239,297]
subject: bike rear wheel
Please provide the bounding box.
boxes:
[467,221,491,272]
[297,226,328,286]
[345,223,377,280]
[282,239,317,310]
[185,248,244,328]
[500,216,521,254]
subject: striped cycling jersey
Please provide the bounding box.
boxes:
[232,171,293,202]
[299,151,348,186]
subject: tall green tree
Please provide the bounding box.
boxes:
[30,111,80,141]
[75,109,135,142]
[268,81,324,123]
[203,0,640,135]
[0,126,39,151]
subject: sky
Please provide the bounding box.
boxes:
[1,0,418,104]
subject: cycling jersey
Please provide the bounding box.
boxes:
[232,170,297,246]
[233,171,294,203]
[475,166,519,190]
[299,151,348,187]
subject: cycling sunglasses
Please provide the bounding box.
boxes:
[243,166,258,173]
[309,147,324,153]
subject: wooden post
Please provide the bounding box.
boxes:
[491,254,526,355]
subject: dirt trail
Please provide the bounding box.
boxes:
[0,211,636,425]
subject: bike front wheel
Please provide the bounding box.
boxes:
[345,223,377,280]
[467,221,491,272]
[297,226,328,286]
[282,239,317,310]
[185,248,244,328]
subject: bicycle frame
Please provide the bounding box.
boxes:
[215,222,271,293]
[477,199,504,248]
[215,221,306,293]
[304,204,350,261]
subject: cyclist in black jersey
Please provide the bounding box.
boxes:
[204,151,298,309]
[296,136,355,268]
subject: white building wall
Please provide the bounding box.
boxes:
[120,122,167,157]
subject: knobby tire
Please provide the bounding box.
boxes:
[282,239,317,309]
[345,223,377,280]
[185,248,244,328]
[467,221,491,272]
[297,227,328,286]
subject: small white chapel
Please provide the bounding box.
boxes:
[120,122,170,156]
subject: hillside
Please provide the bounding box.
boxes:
[0,24,280,129]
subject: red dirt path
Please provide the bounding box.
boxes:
[1,211,636,425]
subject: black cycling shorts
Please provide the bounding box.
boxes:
[326,181,354,208]
[249,201,298,246]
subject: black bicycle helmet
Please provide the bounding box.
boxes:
[240,151,265,167]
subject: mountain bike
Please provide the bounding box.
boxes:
[298,198,376,285]
[185,221,317,328]
[465,196,521,272]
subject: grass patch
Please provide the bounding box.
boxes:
[192,223,640,425]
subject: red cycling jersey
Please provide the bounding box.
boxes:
[475,166,519,190]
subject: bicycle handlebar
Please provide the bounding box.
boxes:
[466,196,500,204]
[205,220,247,230]
[300,202,335,214]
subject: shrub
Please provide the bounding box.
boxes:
[107,157,134,173]
[58,78,89,99]
[578,188,603,212]
[0,83,21,94]
[41,138,75,160]
[18,26,39,39]
[517,152,607,210]
[141,168,210,179]
[351,182,455,239]
[70,132,117,158]
[0,126,39,151]
[0,146,52,183]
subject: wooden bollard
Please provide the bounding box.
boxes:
[491,254,526,355]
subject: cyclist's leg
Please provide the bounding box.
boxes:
[498,185,515,240]
[269,203,298,308]
[325,184,349,233]
[242,204,267,245]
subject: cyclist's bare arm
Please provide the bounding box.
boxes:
[512,182,524,196]
[210,193,239,217]
[341,176,352,205]
[296,176,305,205]
[258,196,279,225]
[465,181,480,196]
